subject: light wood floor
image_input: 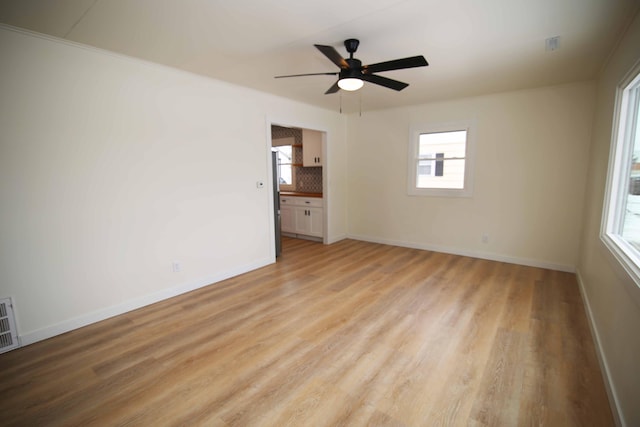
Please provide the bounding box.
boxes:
[0,238,613,426]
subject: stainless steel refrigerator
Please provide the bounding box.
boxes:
[272,150,281,257]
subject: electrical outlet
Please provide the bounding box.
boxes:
[481,233,489,244]
[172,261,181,273]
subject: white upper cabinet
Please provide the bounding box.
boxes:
[302,129,323,167]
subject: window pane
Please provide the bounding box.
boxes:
[417,159,465,189]
[621,93,640,249]
[275,146,293,186]
[277,146,292,162]
[279,164,292,185]
[416,131,466,189]
[419,130,467,159]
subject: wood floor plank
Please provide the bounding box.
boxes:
[469,328,527,426]
[0,238,614,426]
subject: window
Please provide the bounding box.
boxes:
[602,60,640,286]
[408,121,475,197]
[272,137,296,191]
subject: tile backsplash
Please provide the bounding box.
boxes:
[296,167,323,193]
[272,125,323,194]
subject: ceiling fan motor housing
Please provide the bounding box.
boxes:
[341,58,363,78]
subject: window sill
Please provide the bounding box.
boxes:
[408,187,473,198]
[600,232,640,309]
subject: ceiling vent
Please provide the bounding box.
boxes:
[545,36,561,52]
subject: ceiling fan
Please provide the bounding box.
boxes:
[275,38,428,94]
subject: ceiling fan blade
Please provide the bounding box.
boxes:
[360,74,409,91]
[363,56,428,74]
[275,72,338,78]
[325,80,340,94]
[315,44,349,69]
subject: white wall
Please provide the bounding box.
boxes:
[0,26,347,344]
[346,82,595,271]
[577,11,640,427]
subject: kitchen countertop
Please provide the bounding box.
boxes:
[280,191,323,198]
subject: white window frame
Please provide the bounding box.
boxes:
[408,120,476,197]
[272,138,296,192]
[601,59,640,288]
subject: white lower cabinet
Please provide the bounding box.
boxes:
[294,206,323,236]
[280,196,323,238]
[281,204,295,233]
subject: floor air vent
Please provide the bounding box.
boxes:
[0,298,19,353]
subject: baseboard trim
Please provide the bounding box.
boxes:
[19,257,273,347]
[575,269,625,427]
[326,234,348,245]
[347,234,575,273]
[282,232,322,242]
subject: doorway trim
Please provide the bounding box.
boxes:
[265,117,329,256]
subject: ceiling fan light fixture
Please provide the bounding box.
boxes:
[338,77,364,91]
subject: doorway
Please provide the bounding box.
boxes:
[270,124,326,256]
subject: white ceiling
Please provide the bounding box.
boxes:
[1,0,639,113]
